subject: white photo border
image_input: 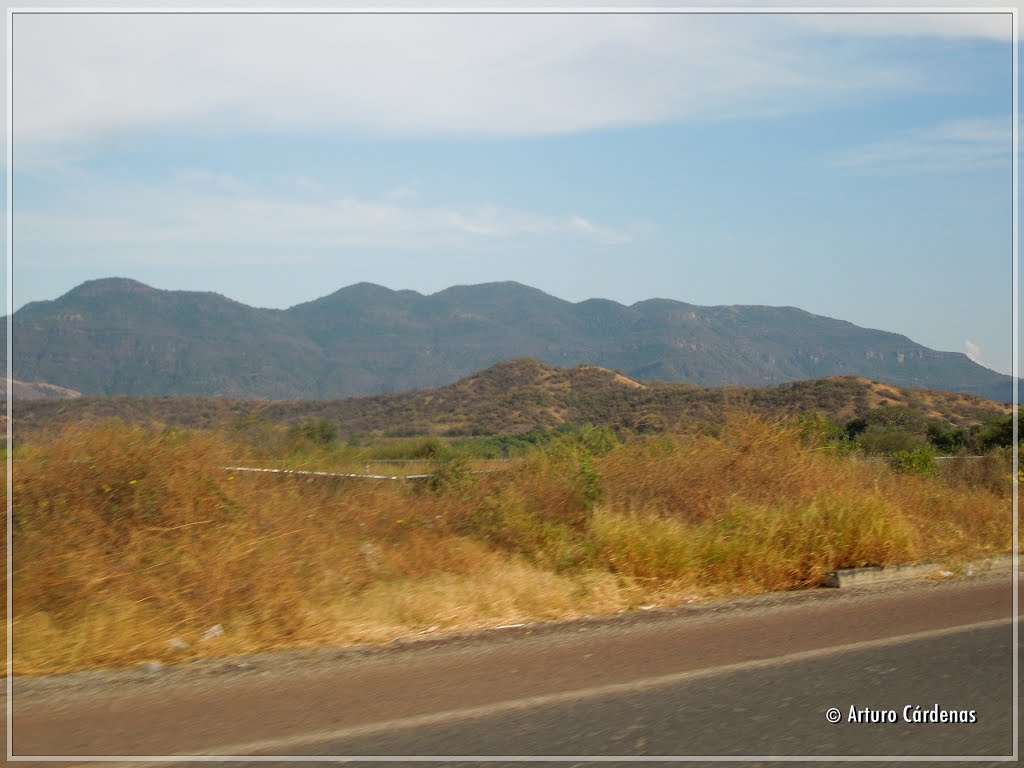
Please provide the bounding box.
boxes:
[5,5,1019,762]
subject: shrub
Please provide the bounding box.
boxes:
[890,447,938,477]
[856,426,928,455]
[288,418,339,448]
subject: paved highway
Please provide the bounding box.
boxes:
[239,620,1012,762]
[9,572,1018,765]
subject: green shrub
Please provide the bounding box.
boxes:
[890,446,938,477]
[289,418,339,447]
[857,426,928,455]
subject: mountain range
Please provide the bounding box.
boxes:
[7,277,1015,401]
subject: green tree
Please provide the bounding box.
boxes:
[972,413,1023,452]
[926,423,968,454]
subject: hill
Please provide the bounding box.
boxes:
[10,359,1010,439]
[6,278,1014,400]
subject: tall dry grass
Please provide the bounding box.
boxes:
[11,417,1011,674]
[592,417,1009,589]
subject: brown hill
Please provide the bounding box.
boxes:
[8,359,1009,440]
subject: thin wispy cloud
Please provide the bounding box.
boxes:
[388,184,419,202]
[566,216,631,246]
[16,171,631,262]
[11,13,950,149]
[826,117,1011,175]
[964,339,984,366]
[173,168,250,193]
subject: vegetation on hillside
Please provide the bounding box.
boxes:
[8,359,1012,447]
[12,413,1011,675]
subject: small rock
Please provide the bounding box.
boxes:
[966,565,975,577]
[199,624,224,642]
[142,661,164,673]
[167,637,190,650]
[360,542,381,569]
[938,570,954,578]
[639,604,656,611]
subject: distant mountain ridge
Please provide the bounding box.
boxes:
[7,277,1015,401]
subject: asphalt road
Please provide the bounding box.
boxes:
[250,620,1013,762]
[8,572,1019,765]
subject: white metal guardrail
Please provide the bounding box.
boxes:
[222,464,508,481]
[223,466,433,481]
[862,455,990,462]
[223,455,993,480]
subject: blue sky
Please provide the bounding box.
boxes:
[9,6,1016,375]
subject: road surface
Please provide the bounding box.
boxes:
[8,571,1018,764]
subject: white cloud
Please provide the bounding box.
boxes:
[964,339,984,365]
[173,168,250,192]
[388,184,419,202]
[827,117,1011,175]
[12,11,986,149]
[284,175,326,195]
[792,10,1011,41]
[566,215,631,246]
[15,170,631,261]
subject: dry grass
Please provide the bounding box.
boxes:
[11,416,1011,674]
[594,417,1008,587]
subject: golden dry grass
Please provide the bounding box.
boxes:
[10,416,1011,674]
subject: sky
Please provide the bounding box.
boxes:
[7,2,1017,375]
